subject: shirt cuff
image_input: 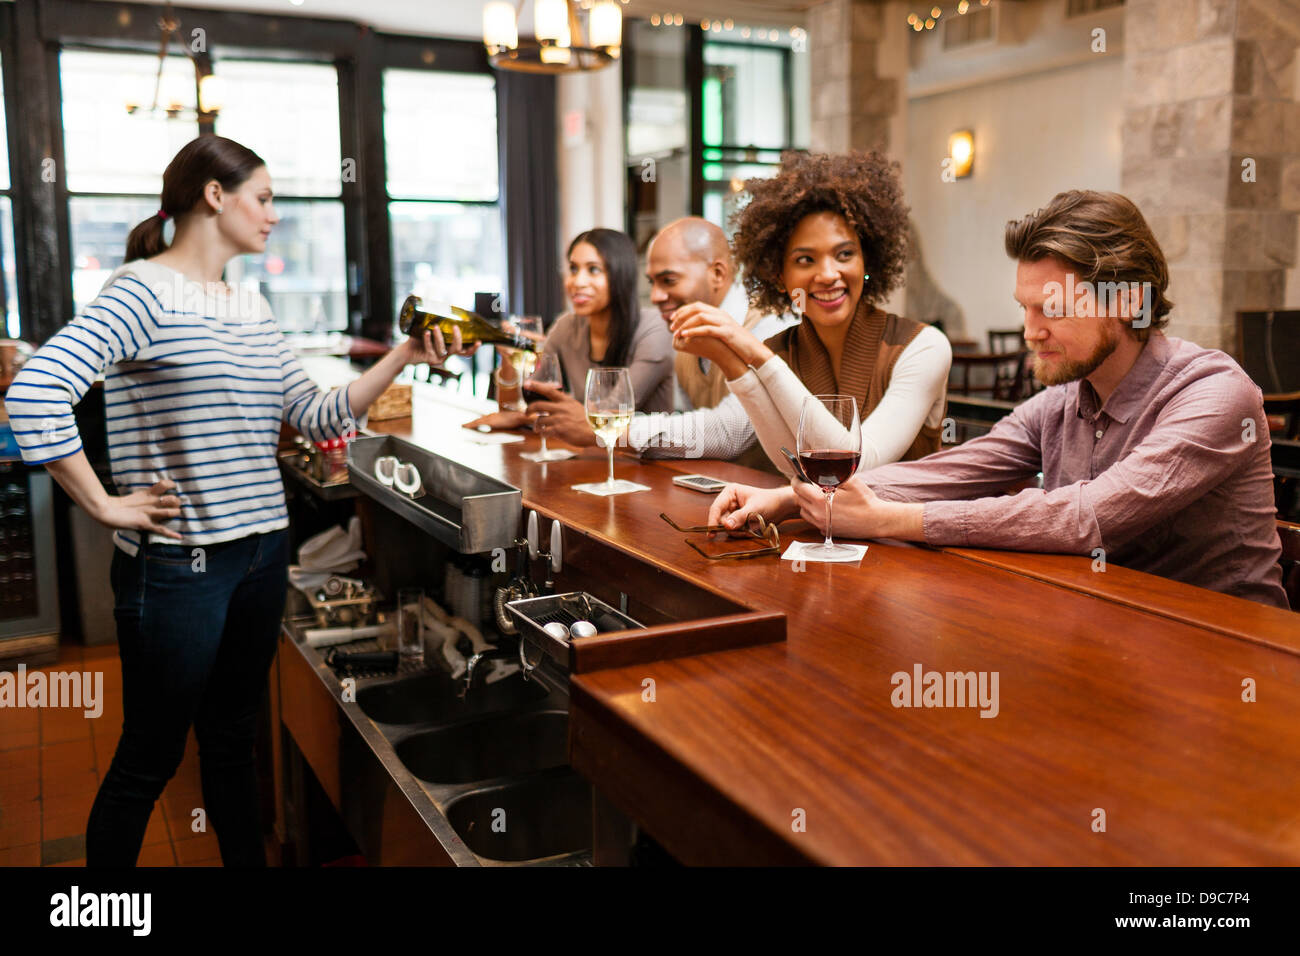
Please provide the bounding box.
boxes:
[921,500,973,546]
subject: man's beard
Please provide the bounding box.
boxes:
[1033,322,1119,387]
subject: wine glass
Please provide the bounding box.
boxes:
[501,316,543,409]
[795,394,862,559]
[522,351,570,462]
[584,367,635,490]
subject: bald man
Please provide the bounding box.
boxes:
[647,218,792,412]
[526,218,795,464]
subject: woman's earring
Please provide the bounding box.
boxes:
[217,207,224,215]
[864,274,870,282]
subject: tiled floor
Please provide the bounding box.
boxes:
[0,641,224,867]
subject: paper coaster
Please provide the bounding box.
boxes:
[463,431,524,445]
[780,540,868,564]
[571,479,652,497]
[520,448,577,462]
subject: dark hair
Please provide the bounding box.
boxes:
[1004,190,1172,341]
[125,135,266,262]
[731,150,910,315]
[567,228,639,368]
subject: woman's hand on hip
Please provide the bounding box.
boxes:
[95,478,184,540]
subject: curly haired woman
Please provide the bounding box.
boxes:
[669,150,951,516]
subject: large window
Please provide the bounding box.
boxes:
[384,69,502,327]
[60,50,200,311]
[701,38,808,232]
[216,60,346,332]
[384,69,502,391]
[624,21,809,243]
[0,53,16,337]
[60,51,346,331]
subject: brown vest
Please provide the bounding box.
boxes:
[675,307,782,474]
[764,301,943,463]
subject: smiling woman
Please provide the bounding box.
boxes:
[671,150,952,532]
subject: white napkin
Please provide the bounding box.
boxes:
[780,540,868,564]
[289,517,367,595]
[463,430,524,445]
[571,479,652,496]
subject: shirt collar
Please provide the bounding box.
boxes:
[1073,333,1170,424]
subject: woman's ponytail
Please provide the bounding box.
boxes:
[125,214,168,262]
[123,135,266,264]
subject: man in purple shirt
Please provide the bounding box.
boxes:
[711,190,1288,608]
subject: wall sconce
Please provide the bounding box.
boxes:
[948,129,974,178]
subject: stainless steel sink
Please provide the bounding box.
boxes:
[395,710,569,785]
[445,768,594,863]
[356,670,549,725]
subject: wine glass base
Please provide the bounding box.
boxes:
[520,449,577,462]
[801,542,859,560]
[571,479,651,497]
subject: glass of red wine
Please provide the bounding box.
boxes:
[522,351,569,461]
[796,394,862,559]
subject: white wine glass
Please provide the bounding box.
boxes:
[584,367,634,490]
[523,351,570,462]
[795,394,862,559]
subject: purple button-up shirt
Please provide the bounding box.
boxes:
[864,334,1288,608]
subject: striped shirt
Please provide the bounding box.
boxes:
[3,260,355,556]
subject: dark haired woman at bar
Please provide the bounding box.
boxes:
[664,150,951,522]
[4,135,468,866]
[468,227,673,429]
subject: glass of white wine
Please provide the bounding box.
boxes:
[584,367,634,491]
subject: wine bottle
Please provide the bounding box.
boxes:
[398,295,536,350]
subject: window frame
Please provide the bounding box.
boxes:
[10,0,499,346]
[0,5,24,338]
[622,21,805,237]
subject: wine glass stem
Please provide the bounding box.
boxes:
[823,489,835,551]
[540,433,549,457]
[606,441,615,485]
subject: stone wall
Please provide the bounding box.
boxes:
[1120,0,1298,351]
[807,0,900,154]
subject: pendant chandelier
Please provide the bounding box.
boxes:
[123,2,223,120]
[482,0,623,74]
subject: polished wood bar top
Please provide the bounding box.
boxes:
[345,372,1300,865]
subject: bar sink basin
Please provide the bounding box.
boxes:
[356,671,548,725]
[445,768,594,862]
[395,710,569,784]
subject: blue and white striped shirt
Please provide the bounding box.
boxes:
[4,260,355,555]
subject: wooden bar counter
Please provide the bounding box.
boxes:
[351,372,1300,866]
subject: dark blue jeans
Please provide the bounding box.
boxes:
[87,529,289,867]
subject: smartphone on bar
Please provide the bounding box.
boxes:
[672,474,728,494]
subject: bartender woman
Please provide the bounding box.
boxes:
[4,135,465,866]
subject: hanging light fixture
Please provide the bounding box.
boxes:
[482,0,622,74]
[124,2,221,121]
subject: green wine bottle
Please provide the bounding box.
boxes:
[398,295,535,350]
